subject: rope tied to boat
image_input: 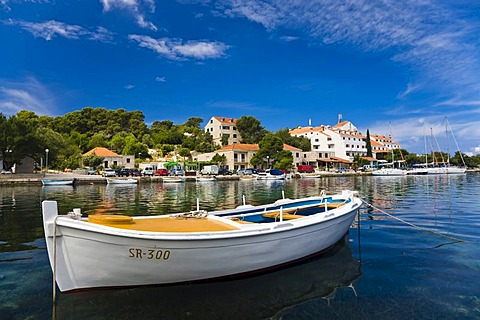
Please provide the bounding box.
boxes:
[175,210,209,219]
[360,198,464,243]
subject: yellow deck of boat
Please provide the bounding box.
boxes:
[87,214,240,232]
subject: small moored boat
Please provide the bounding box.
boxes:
[106,178,138,184]
[162,176,185,183]
[42,190,361,292]
[196,176,216,182]
[42,179,76,186]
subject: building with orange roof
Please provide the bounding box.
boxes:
[193,143,302,171]
[82,147,135,169]
[204,116,241,146]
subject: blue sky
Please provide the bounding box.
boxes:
[1,0,480,155]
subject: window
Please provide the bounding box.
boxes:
[222,126,230,130]
[233,134,237,138]
[126,158,130,163]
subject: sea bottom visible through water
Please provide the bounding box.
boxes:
[0,174,479,319]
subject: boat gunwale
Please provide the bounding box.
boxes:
[51,198,361,240]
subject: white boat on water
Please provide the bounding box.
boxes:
[196,176,216,182]
[42,190,361,292]
[42,179,76,186]
[106,178,138,184]
[162,176,185,183]
[255,168,286,180]
[372,168,407,176]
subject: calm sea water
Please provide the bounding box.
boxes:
[1,174,479,319]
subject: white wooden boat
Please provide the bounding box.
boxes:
[196,176,216,182]
[106,178,138,184]
[42,179,76,186]
[42,190,361,292]
[162,177,185,183]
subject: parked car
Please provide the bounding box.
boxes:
[130,168,141,176]
[218,168,233,175]
[118,168,132,177]
[236,169,246,175]
[170,168,184,176]
[102,168,116,177]
[237,168,257,175]
[297,165,314,173]
[335,167,347,173]
[154,168,169,176]
[87,168,97,175]
[142,166,155,176]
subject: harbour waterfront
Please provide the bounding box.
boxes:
[1,174,479,319]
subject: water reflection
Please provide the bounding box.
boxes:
[54,236,360,320]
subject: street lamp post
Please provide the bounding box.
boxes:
[266,155,270,169]
[45,149,49,174]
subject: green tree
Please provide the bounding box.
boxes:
[251,133,285,168]
[212,154,227,167]
[178,148,191,161]
[236,116,267,144]
[365,129,372,157]
[83,154,105,168]
[274,128,311,151]
[221,134,229,147]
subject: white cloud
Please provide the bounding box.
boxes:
[100,0,157,31]
[129,34,229,60]
[397,83,418,99]
[0,77,54,115]
[217,0,480,101]
[124,84,135,89]
[3,19,114,42]
[155,76,166,82]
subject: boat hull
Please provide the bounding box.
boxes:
[106,178,138,184]
[42,179,75,186]
[425,167,466,174]
[371,168,407,176]
[42,194,360,292]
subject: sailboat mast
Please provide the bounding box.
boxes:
[445,117,450,164]
[445,117,467,167]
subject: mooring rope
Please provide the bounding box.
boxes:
[360,198,464,243]
[175,210,209,219]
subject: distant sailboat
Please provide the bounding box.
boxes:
[372,123,407,176]
[425,117,466,175]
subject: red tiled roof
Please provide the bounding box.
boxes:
[213,116,237,125]
[217,143,302,152]
[82,147,119,157]
[218,144,259,152]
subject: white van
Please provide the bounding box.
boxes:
[200,165,219,175]
[142,166,154,176]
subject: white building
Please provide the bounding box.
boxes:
[289,119,399,170]
[204,116,241,146]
